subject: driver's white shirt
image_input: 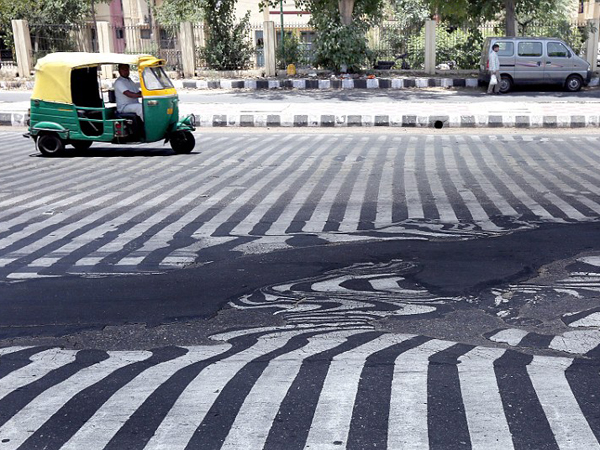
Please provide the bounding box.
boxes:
[114,76,140,112]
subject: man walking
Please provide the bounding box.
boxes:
[487,43,501,95]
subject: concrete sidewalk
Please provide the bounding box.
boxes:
[2,84,600,128]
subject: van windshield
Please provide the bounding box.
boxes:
[142,66,174,90]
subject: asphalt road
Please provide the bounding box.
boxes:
[0,129,599,348]
[2,130,600,447]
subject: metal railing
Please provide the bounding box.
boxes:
[29,23,96,63]
[118,25,182,72]
[369,21,426,70]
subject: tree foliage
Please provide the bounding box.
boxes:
[261,0,383,71]
[153,0,204,26]
[424,0,575,34]
[0,0,105,53]
[200,0,254,70]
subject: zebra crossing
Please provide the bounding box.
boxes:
[1,328,599,449]
[2,132,600,281]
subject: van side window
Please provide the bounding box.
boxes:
[518,42,542,57]
[497,42,514,56]
[547,42,569,58]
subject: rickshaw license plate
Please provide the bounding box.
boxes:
[167,108,173,115]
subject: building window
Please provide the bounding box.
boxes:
[115,28,124,39]
[140,28,151,39]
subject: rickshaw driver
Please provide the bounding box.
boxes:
[114,63,143,121]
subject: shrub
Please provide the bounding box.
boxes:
[276,32,305,69]
[200,1,254,71]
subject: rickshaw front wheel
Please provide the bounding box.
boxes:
[170,131,195,154]
[71,140,93,151]
[37,133,66,157]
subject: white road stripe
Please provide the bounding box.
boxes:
[61,344,231,450]
[231,134,329,236]
[404,136,425,219]
[424,137,457,222]
[264,137,350,236]
[182,134,302,239]
[528,355,600,450]
[462,137,518,217]
[503,139,587,220]
[476,136,554,219]
[221,330,362,449]
[374,138,395,228]
[304,333,416,449]
[442,135,494,224]
[0,351,151,450]
[0,349,77,402]
[302,139,368,233]
[143,329,316,450]
[0,346,31,357]
[550,330,600,355]
[458,347,514,450]
[387,339,455,449]
[338,136,383,232]
[488,328,529,346]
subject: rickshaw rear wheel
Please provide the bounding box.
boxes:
[170,131,195,154]
[71,140,93,151]
[37,133,66,157]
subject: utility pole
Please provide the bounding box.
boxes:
[90,0,98,52]
[280,0,285,68]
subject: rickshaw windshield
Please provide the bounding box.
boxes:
[142,66,174,90]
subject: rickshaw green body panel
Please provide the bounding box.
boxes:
[143,95,179,143]
[30,100,118,142]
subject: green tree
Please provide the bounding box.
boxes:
[424,0,574,36]
[153,0,204,26]
[390,0,430,26]
[0,0,105,55]
[262,0,383,71]
[200,0,254,70]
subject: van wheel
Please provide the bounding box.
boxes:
[565,75,583,92]
[71,140,93,151]
[170,131,195,154]
[499,75,513,93]
[36,133,65,157]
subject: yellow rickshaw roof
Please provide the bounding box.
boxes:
[32,52,163,104]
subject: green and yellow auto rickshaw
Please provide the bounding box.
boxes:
[26,52,196,156]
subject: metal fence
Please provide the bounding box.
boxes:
[20,18,596,74]
[369,22,426,70]
[118,25,182,72]
[273,23,316,69]
[371,19,593,71]
[29,23,96,63]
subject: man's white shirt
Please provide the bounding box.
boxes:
[489,51,500,72]
[114,76,141,112]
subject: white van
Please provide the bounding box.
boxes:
[479,36,592,93]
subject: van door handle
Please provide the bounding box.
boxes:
[147,100,158,106]
[537,61,541,66]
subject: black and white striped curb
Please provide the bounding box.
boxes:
[174,76,600,90]
[0,112,27,127]
[4,112,600,128]
[175,77,481,90]
[192,113,600,128]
